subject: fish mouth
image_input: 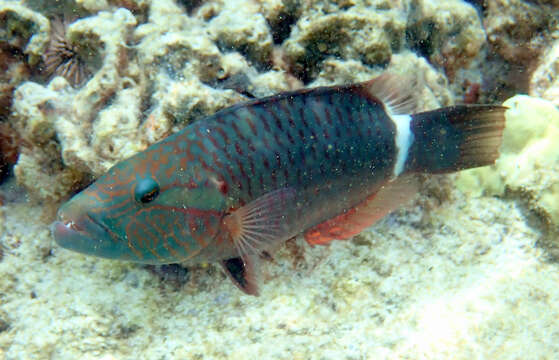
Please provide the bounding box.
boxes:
[53,216,86,234]
[52,209,123,259]
[52,214,98,242]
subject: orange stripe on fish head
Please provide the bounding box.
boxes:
[53,135,232,264]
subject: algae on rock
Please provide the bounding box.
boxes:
[0,2,49,119]
[406,0,485,79]
[207,1,274,67]
[0,1,50,63]
[283,6,406,82]
[484,0,557,65]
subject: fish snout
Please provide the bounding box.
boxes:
[52,201,124,259]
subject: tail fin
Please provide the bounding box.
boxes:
[406,105,506,173]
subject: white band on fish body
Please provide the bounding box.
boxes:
[391,114,414,179]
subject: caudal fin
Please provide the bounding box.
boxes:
[406,105,506,173]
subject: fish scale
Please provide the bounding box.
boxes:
[190,87,396,220]
[53,74,506,295]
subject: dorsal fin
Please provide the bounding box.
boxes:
[361,73,419,115]
[304,176,419,245]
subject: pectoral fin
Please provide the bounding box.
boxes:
[220,256,259,296]
[222,187,296,258]
[220,187,296,295]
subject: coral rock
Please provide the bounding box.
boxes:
[283,4,406,82]
[484,0,555,65]
[530,38,559,106]
[406,0,485,79]
[0,2,49,119]
[0,2,50,62]
[208,1,274,67]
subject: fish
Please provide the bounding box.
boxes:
[52,74,506,295]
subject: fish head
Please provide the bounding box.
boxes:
[52,144,228,264]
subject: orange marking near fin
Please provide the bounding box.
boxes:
[304,193,376,245]
[304,176,419,246]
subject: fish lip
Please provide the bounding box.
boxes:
[52,213,108,237]
[52,211,114,251]
[52,218,83,238]
[85,212,113,237]
[51,220,87,248]
[56,218,83,233]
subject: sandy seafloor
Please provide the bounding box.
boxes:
[1,179,559,359]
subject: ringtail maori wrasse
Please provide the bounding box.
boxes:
[52,74,506,295]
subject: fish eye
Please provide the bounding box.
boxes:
[134,178,160,204]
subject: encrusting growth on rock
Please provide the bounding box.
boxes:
[42,18,90,87]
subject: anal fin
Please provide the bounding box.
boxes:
[304,176,419,245]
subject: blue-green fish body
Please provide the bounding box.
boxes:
[53,74,506,294]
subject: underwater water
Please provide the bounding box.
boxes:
[1,0,559,359]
